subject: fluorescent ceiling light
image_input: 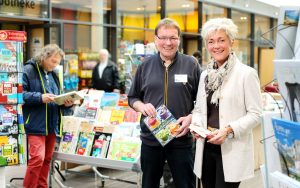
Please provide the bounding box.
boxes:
[256,0,300,7]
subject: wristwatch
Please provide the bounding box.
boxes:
[226,125,234,139]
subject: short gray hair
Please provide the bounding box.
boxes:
[201,18,238,45]
[35,44,64,64]
[155,18,181,37]
[99,49,109,57]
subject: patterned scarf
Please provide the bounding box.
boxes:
[205,52,237,105]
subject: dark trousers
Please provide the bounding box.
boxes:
[141,143,195,188]
[201,142,240,188]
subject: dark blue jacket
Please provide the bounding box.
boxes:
[22,59,63,136]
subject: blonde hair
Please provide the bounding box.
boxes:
[35,44,64,64]
[201,18,238,45]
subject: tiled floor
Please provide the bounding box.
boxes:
[7,166,263,188]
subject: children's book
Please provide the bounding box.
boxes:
[75,121,95,156]
[58,116,83,154]
[123,108,141,123]
[272,117,300,181]
[91,132,111,158]
[110,109,125,125]
[100,92,120,107]
[54,91,84,105]
[143,105,180,146]
[75,131,95,156]
[107,135,141,162]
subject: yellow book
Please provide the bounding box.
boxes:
[110,109,125,125]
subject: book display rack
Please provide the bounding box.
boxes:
[51,90,142,187]
[0,30,27,187]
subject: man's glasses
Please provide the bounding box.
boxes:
[156,35,179,42]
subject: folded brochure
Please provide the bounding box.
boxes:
[54,91,84,105]
[189,124,212,138]
[143,105,180,146]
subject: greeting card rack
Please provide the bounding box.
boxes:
[0,30,27,187]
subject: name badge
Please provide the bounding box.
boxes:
[174,74,187,83]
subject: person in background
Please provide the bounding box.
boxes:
[191,18,262,188]
[192,51,202,67]
[22,44,74,188]
[128,18,201,188]
[91,49,120,92]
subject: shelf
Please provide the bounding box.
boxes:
[52,151,141,172]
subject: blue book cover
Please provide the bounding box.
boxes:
[272,118,300,182]
[100,92,120,107]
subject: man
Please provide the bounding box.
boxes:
[128,18,201,188]
[91,49,120,92]
[23,44,73,188]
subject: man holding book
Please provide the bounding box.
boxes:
[128,18,201,188]
[22,44,73,188]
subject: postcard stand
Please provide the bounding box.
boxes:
[50,152,141,188]
[0,30,27,187]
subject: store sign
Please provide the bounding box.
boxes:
[0,30,27,42]
[0,0,35,9]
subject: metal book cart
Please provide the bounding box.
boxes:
[50,151,142,188]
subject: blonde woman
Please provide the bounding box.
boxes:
[191,18,262,188]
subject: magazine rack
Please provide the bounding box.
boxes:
[0,30,27,187]
[51,151,141,188]
[261,111,282,187]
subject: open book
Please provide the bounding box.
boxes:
[54,91,84,105]
[143,105,180,146]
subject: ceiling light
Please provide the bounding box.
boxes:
[181,4,190,8]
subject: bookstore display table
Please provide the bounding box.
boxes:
[51,151,141,188]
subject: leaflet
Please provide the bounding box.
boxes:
[189,124,212,138]
[143,105,180,146]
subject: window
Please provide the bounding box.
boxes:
[166,0,199,33]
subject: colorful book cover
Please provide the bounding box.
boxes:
[272,117,300,181]
[123,109,141,123]
[143,105,180,146]
[100,92,120,107]
[0,134,19,166]
[110,109,125,125]
[0,73,21,104]
[0,41,17,72]
[0,105,18,136]
[58,116,83,154]
[85,107,99,120]
[107,136,141,162]
[91,132,112,158]
[118,94,128,106]
[75,132,95,156]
